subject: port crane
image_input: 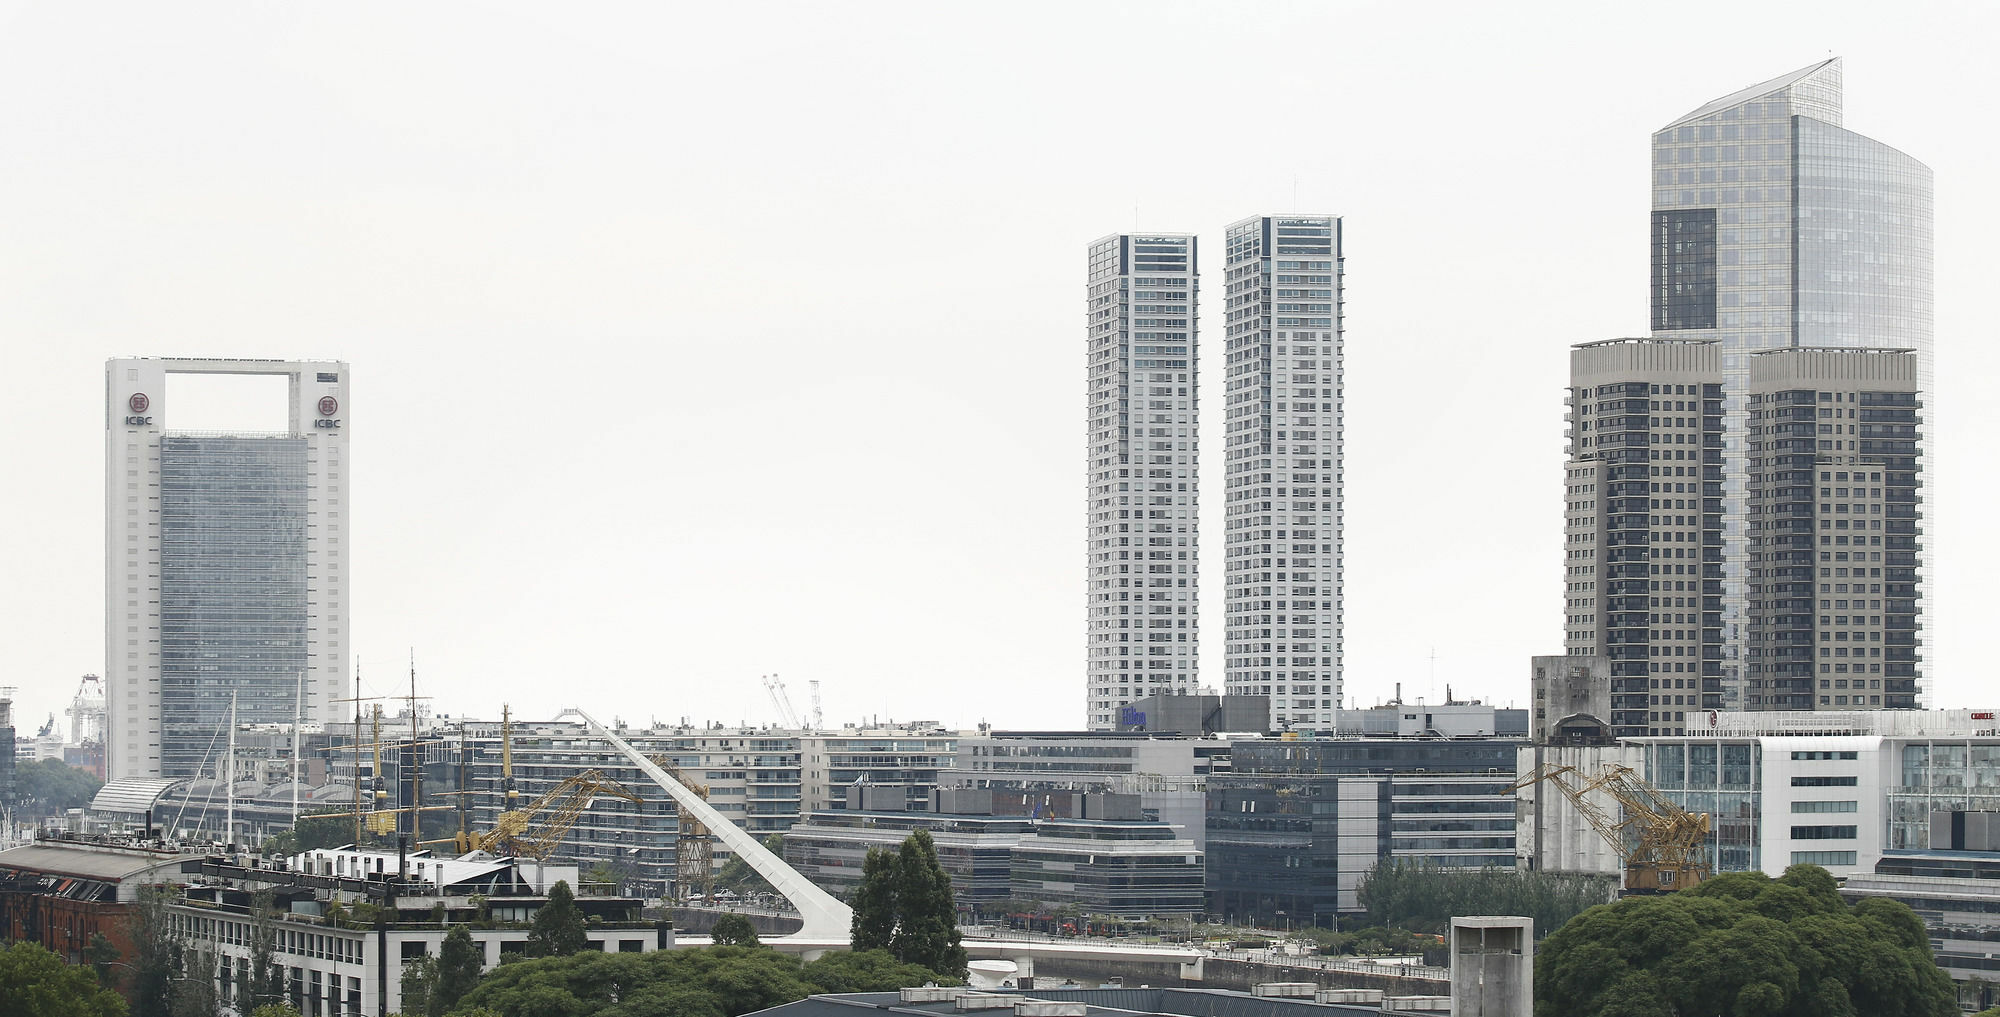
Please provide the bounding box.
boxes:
[429,768,643,860]
[1510,762,1712,893]
[648,755,714,900]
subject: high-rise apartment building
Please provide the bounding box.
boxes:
[106,358,350,779]
[1649,58,1932,708]
[1745,347,1922,709]
[1085,234,1200,729]
[1563,339,1724,737]
[1221,215,1343,731]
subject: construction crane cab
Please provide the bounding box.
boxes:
[1511,762,1713,893]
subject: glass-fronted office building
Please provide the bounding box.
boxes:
[1206,739,1518,926]
[1649,59,1933,710]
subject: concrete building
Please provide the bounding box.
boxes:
[1335,698,1527,739]
[1631,709,2000,880]
[0,838,206,965]
[1744,347,1923,709]
[106,358,351,780]
[0,691,14,810]
[1208,738,1519,925]
[943,730,1221,848]
[1222,215,1344,732]
[1009,796,1203,918]
[1111,693,1269,737]
[1450,917,1533,1017]
[1085,233,1201,729]
[1562,338,1725,737]
[357,716,966,898]
[1649,60,1933,709]
[166,847,662,1016]
[1528,655,1612,744]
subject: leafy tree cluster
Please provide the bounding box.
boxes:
[401,927,486,1017]
[455,946,952,1017]
[1356,859,1616,936]
[1538,864,1956,1017]
[6,758,104,817]
[0,941,128,1017]
[528,881,590,958]
[709,913,761,947]
[260,811,355,856]
[850,830,968,978]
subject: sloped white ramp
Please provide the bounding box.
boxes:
[558,708,854,941]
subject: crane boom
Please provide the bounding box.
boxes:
[1510,762,1712,893]
[426,769,643,860]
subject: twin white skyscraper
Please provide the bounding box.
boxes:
[1086,217,1345,732]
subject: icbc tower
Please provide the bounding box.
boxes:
[105,358,350,781]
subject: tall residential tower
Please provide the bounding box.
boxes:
[106,358,350,779]
[1086,234,1199,729]
[1222,215,1344,731]
[1649,59,1932,708]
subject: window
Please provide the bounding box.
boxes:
[1791,801,1858,814]
[1791,775,1858,787]
[1791,851,1858,866]
[1791,825,1857,840]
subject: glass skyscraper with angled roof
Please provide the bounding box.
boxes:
[1649,59,1933,711]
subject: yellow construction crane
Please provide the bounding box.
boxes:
[1510,762,1712,893]
[649,754,714,900]
[427,769,643,861]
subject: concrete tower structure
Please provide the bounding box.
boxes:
[1745,347,1923,709]
[1085,234,1200,729]
[106,358,350,780]
[1221,215,1343,731]
[1563,338,1724,737]
[1649,59,1932,709]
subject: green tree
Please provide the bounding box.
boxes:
[6,758,105,817]
[710,913,761,947]
[527,880,590,958]
[129,885,184,1017]
[1356,858,1616,936]
[456,945,810,1017]
[436,926,486,1013]
[800,950,961,993]
[713,834,783,897]
[82,932,120,991]
[1537,864,1955,1017]
[259,811,353,856]
[0,941,129,1017]
[235,891,287,1013]
[850,847,898,951]
[400,954,440,1017]
[169,948,220,1017]
[891,830,966,978]
[248,1006,304,1017]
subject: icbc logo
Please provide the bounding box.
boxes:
[128,393,150,413]
[317,396,339,416]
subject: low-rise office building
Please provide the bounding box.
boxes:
[944,730,1222,848]
[1208,739,1520,926]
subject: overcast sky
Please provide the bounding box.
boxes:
[3,1,1995,736]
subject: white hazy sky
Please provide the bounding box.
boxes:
[3,2,1996,736]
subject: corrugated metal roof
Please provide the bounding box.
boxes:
[91,778,189,815]
[0,843,204,882]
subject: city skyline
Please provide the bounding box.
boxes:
[3,5,1996,735]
